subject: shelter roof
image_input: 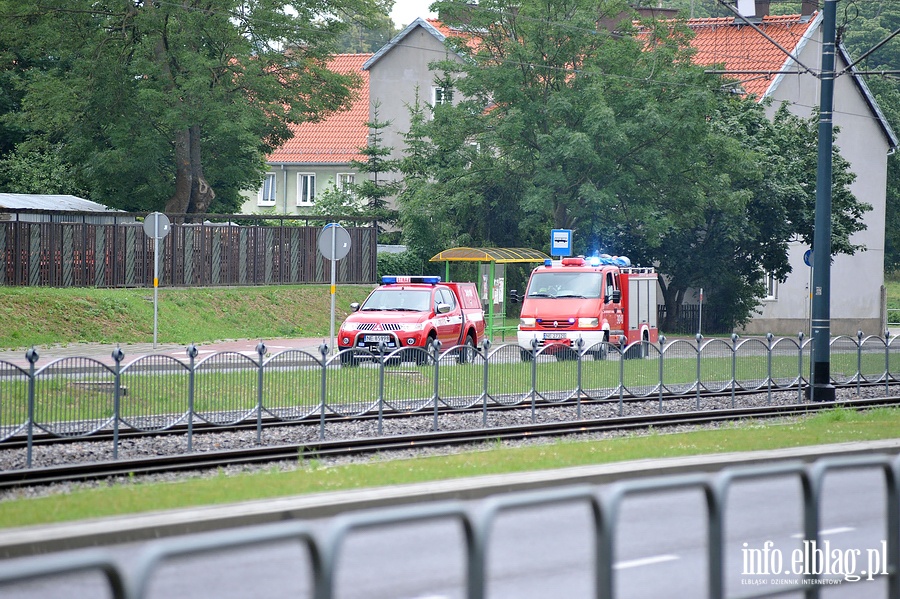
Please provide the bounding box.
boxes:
[430,247,550,263]
[267,53,372,165]
[0,194,119,212]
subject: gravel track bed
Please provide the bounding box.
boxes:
[2,386,897,502]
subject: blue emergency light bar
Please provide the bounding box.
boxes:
[381,275,442,285]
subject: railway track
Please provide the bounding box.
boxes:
[3,394,899,490]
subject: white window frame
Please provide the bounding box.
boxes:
[258,173,276,206]
[764,272,778,300]
[337,173,355,192]
[433,86,453,106]
[297,172,316,206]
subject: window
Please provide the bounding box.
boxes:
[433,86,453,106]
[337,173,355,191]
[764,273,778,300]
[297,173,315,205]
[258,173,276,206]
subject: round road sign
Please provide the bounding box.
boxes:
[142,212,171,239]
[317,223,352,261]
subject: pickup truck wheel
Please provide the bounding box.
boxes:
[519,348,534,362]
[457,334,477,364]
[416,335,436,366]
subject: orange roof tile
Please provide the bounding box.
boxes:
[684,14,818,98]
[426,18,481,50]
[267,53,372,164]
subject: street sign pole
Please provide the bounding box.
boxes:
[142,212,171,350]
[330,226,337,355]
[316,223,352,357]
[154,221,160,348]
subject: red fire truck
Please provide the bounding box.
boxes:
[338,275,485,364]
[511,256,659,360]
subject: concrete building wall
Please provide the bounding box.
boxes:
[366,23,464,185]
[741,26,892,336]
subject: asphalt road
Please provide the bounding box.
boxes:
[1,466,893,599]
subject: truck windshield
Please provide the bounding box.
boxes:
[526,272,602,299]
[361,289,431,311]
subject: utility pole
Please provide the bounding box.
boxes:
[807,0,837,402]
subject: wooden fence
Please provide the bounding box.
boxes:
[0,219,377,287]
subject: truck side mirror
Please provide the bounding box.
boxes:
[436,302,452,314]
[509,289,520,304]
[611,289,621,304]
[350,302,360,312]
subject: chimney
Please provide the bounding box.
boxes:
[754,0,770,17]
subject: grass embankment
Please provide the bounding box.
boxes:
[1,407,898,527]
[0,285,374,349]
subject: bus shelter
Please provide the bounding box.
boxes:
[430,247,550,342]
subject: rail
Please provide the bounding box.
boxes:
[0,454,897,598]
[2,331,899,468]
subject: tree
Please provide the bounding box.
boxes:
[0,0,389,214]
[334,13,397,53]
[416,0,869,329]
[350,103,401,236]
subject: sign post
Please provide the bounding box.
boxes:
[142,212,171,349]
[317,223,352,354]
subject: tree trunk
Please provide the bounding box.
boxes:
[164,125,215,219]
[186,125,215,218]
[165,128,192,215]
[659,278,685,332]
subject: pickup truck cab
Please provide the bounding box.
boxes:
[338,276,485,364]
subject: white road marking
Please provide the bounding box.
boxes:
[791,527,855,539]
[614,554,680,569]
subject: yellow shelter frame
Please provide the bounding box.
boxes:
[429,247,551,341]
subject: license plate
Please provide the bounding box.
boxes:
[543,332,566,340]
[364,334,392,343]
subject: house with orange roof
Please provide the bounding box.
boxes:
[245,6,896,334]
[362,7,896,335]
[682,2,897,335]
[240,53,373,215]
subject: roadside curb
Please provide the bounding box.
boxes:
[3,439,900,558]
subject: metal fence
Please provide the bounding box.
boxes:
[3,332,900,467]
[0,453,897,599]
[0,216,377,287]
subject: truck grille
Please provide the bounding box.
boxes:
[537,319,575,330]
[357,323,403,331]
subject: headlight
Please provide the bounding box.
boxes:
[520,318,536,327]
[578,318,599,328]
[397,322,425,332]
[341,322,359,332]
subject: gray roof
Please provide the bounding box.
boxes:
[0,194,120,212]
[363,18,449,71]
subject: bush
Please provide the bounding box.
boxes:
[376,251,426,280]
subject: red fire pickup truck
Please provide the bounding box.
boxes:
[338,275,485,365]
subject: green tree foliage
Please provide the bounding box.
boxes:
[0,0,388,214]
[350,103,401,233]
[415,0,868,329]
[334,13,398,52]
